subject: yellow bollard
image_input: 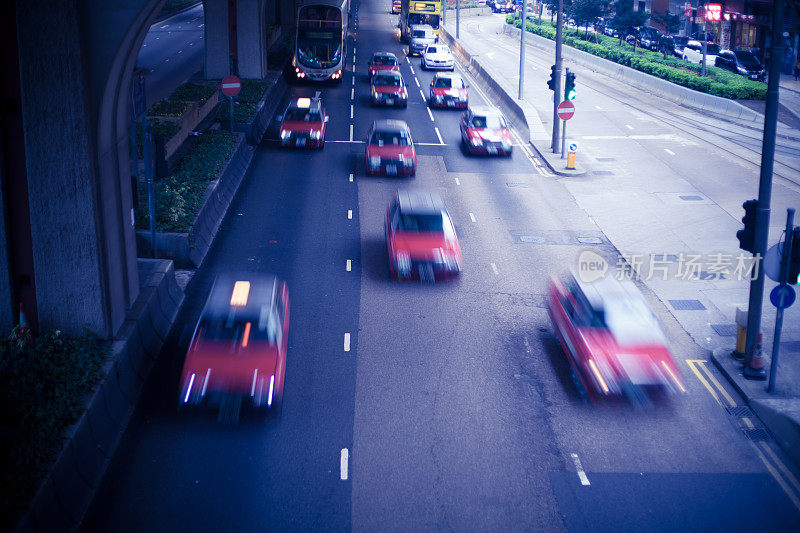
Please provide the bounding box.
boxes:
[566,143,577,170]
[734,307,748,359]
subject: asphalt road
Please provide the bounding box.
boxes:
[83,1,800,531]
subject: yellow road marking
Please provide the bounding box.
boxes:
[695,360,737,408]
[686,360,722,407]
[760,441,800,495]
[740,417,755,429]
[752,441,800,511]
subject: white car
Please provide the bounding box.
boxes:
[422,44,455,71]
[682,40,720,66]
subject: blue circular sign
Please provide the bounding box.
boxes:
[770,284,796,310]
[569,143,578,151]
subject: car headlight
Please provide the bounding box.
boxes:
[738,66,748,74]
[501,138,511,148]
[310,130,321,139]
[459,93,467,101]
[369,155,381,168]
[471,136,483,146]
[372,89,378,99]
[435,94,444,102]
[280,130,290,140]
[400,90,407,99]
[396,251,411,273]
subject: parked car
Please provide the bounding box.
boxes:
[626,27,661,51]
[460,106,513,156]
[366,120,416,176]
[429,71,468,109]
[368,52,400,78]
[422,44,455,70]
[370,70,409,108]
[409,24,437,56]
[179,274,290,415]
[671,36,690,57]
[385,189,462,282]
[490,0,514,13]
[278,97,328,149]
[715,49,765,81]
[682,40,720,66]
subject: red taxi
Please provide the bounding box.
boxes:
[278,97,328,149]
[368,52,401,78]
[548,272,685,404]
[370,71,408,108]
[459,106,513,156]
[385,189,462,282]
[179,274,290,415]
[366,120,416,176]
[429,72,468,109]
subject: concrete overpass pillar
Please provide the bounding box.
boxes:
[204,0,232,78]
[237,0,268,78]
[204,0,272,79]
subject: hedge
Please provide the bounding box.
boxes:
[216,79,275,124]
[0,327,109,528]
[136,129,240,233]
[506,16,766,100]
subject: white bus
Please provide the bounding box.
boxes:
[292,0,349,83]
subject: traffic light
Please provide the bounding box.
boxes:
[564,71,576,101]
[788,226,800,285]
[736,199,758,254]
[547,65,556,91]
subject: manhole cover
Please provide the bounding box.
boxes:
[744,428,771,442]
[519,235,547,243]
[506,182,529,188]
[592,170,614,175]
[669,299,707,311]
[577,236,603,244]
[679,195,704,201]
[727,406,755,418]
[711,324,737,337]
[595,157,616,162]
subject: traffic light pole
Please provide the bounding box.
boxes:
[518,0,527,99]
[551,0,563,153]
[456,0,460,39]
[743,0,784,379]
[768,208,795,393]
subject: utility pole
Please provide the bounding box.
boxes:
[457,0,460,38]
[700,2,707,76]
[768,209,795,393]
[743,0,785,380]
[551,0,563,152]
[519,0,528,98]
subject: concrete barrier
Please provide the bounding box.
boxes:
[246,73,287,145]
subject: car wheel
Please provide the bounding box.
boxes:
[402,102,408,109]
[410,166,416,177]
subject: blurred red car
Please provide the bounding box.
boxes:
[371,71,408,108]
[429,72,468,109]
[179,274,290,415]
[548,272,685,404]
[278,97,328,149]
[460,106,513,156]
[366,120,416,176]
[385,189,462,282]
[368,52,400,78]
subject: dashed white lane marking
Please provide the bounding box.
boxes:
[351,88,354,99]
[352,63,356,72]
[664,148,675,155]
[340,448,349,480]
[350,105,354,119]
[427,107,435,122]
[420,88,426,100]
[352,77,355,86]
[625,124,634,130]
[469,212,476,222]
[595,105,603,110]
[454,177,461,185]
[410,65,415,75]
[491,263,499,275]
[415,77,420,87]
[571,453,591,486]
[349,173,354,182]
[417,142,446,146]
[349,124,353,142]
[346,259,352,271]
[348,209,353,219]
[344,333,351,352]
[435,127,443,144]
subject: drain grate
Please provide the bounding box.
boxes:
[506,182,529,188]
[744,428,771,442]
[669,299,707,311]
[592,170,614,175]
[519,235,547,244]
[577,236,604,244]
[595,157,616,162]
[711,324,737,337]
[727,405,755,418]
[679,195,704,201]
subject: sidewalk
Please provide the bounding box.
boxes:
[446,15,800,466]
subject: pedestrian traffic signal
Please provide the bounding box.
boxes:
[564,71,576,101]
[547,65,556,91]
[736,199,758,254]
[788,226,800,285]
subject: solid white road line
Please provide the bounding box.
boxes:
[350,105,354,119]
[349,173,354,182]
[416,142,446,146]
[571,453,591,486]
[427,107,435,121]
[469,212,476,223]
[348,209,353,219]
[344,333,351,352]
[664,148,675,155]
[454,177,461,185]
[346,259,352,271]
[625,124,634,130]
[340,448,349,480]
[349,124,353,142]
[595,105,603,110]
[435,127,443,144]
[491,263,499,275]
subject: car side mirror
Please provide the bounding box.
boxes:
[324,116,329,123]
[276,115,283,122]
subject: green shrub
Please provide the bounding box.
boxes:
[150,120,180,140]
[148,99,193,117]
[0,327,109,526]
[170,82,217,106]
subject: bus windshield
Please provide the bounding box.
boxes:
[297,5,343,69]
[409,13,440,29]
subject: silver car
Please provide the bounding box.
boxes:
[409,24,436,56]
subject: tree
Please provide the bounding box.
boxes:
[652,10,681,35]
[611,1,649,51]
[568,0,605,40]
[542,0,573,24]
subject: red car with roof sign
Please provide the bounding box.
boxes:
[368,52,401,78]
[385,189,462,282]
[278,97,328,149]
[460,105,513,156]
[370,70,408,108]
[429,71,468,109]
[366,120,416,176]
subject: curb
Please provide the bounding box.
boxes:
[17,260,184,532]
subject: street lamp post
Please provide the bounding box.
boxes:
[457,0,460,38]
[551,0,563,152]
[519,0,528,98]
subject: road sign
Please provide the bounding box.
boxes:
[221,75,241,97]
[557,101,575,121]
[684,2,692,17]
[569,143,577,151]
[770,284,796,309]
[764,243,782,282]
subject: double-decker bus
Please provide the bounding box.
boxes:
[292,0,349,82]
[400,0,441,42]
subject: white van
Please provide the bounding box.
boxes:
[409,25,437,56]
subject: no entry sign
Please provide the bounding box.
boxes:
[221,75,241,97]
[557,101,575,121]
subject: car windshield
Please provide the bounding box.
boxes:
[472,115,506,128]
[426,46,437,54]
[197,314,278,347]
[412,30,428,38]
[284,108,322,121]
[706,44,720,55]
[374,75,401,86]
[602,297,666,346]
[372,55,397,65]
[434,77,453,88]
[397,212,455,238]
[735,51,761,69]
[371,129,411,146]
